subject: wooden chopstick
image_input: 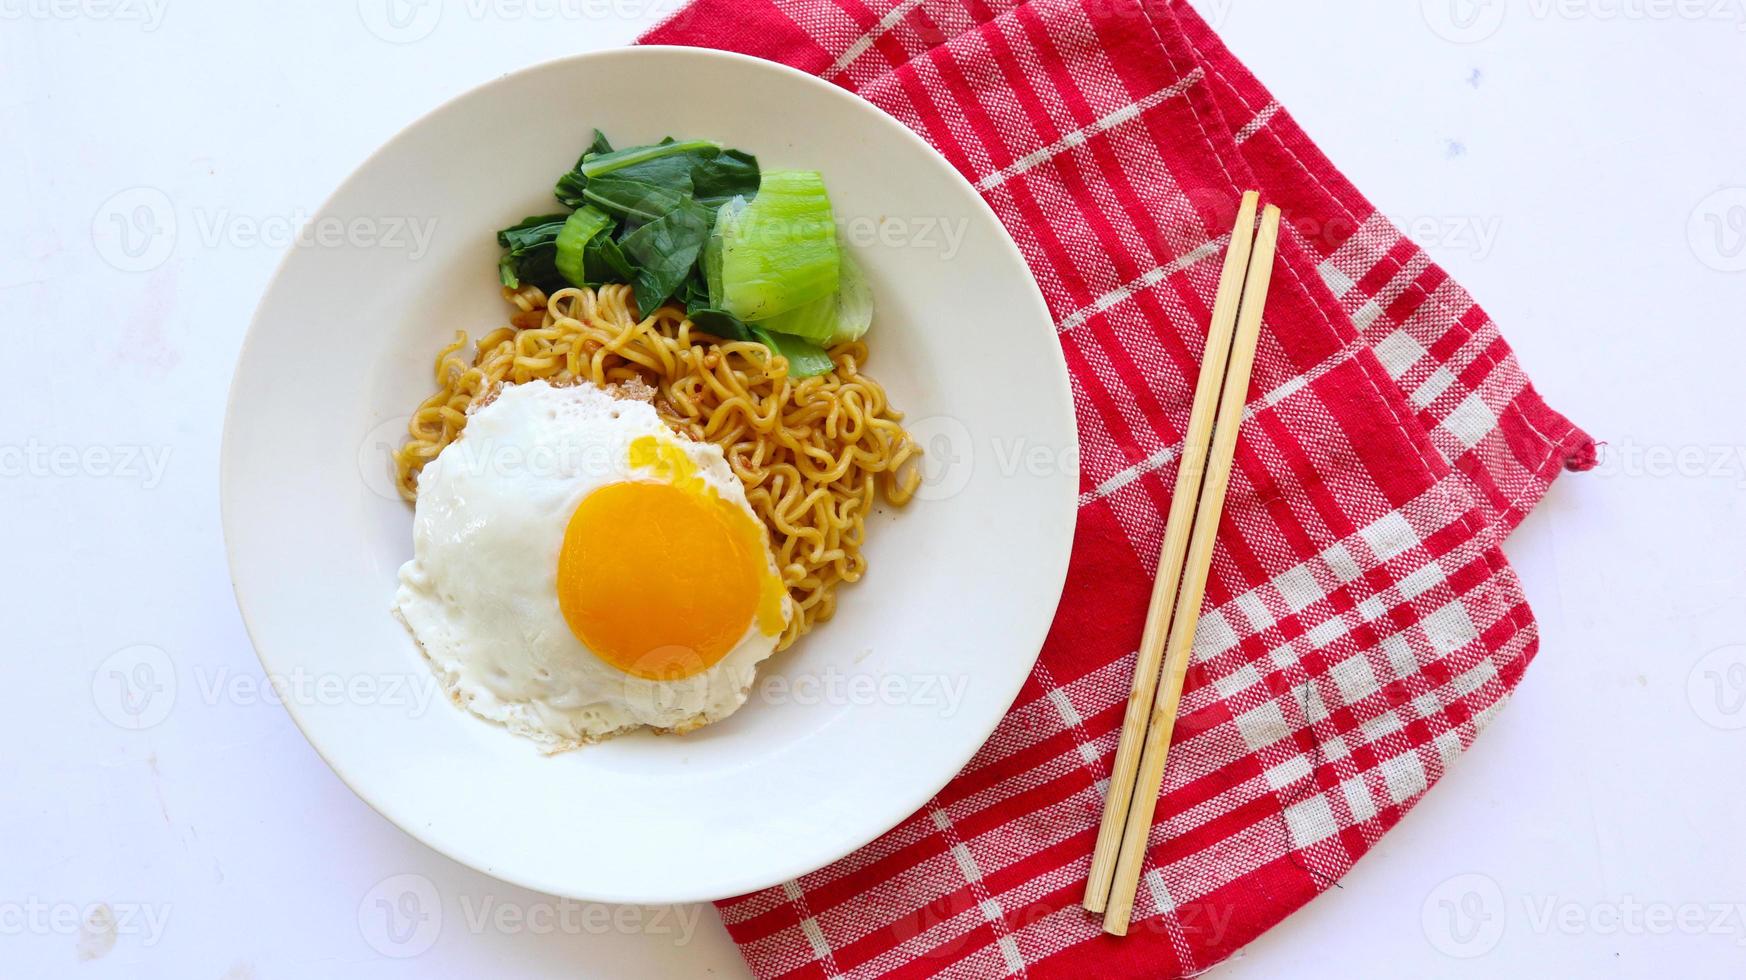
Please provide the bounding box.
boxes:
[1083,191,1261,915]
[1102,204,1281,936]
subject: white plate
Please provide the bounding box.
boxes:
[222,46,1076,904]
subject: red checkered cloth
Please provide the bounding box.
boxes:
[645,0,1595,976]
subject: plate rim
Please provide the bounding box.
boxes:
[220,43,1079,904]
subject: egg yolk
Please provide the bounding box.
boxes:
[556,436,786,680]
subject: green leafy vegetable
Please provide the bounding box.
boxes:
[753,327,835,378]
[583,235,634,286]
[675,269,712,313]
[580,138,722,180]
[555,170,588,209]
[687,308,752,341]
[716,170,839,322]
[690,150,760,209]
[496,213,569,289]
[494,133,870,367]
[611,160,695,197]
[576,142,755,215]
[510,245,565,293]
[703,195,744,305]
[554,130,618,207]
[618,198,714,315]
[762,245,872,346]
[553,206,614,287]
[582,177,688,224]
[498,213,568,252]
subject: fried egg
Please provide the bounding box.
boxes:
[393,380,791,750]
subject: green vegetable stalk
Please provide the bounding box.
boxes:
[493,132,869,379]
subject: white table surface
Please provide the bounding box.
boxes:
[4,0,1742,976]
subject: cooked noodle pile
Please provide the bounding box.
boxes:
[393,283,920,650]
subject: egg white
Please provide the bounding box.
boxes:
[393,380,790,751]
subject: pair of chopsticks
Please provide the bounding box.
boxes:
[1083,192,1282,935]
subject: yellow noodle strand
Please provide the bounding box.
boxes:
[392,283,921,650]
